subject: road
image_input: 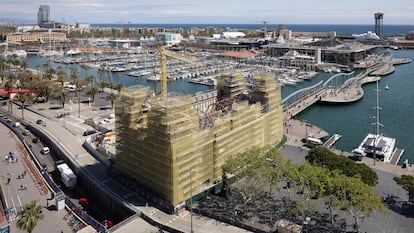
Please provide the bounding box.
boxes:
[2,93,250,233]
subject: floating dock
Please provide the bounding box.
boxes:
[322,133,342,149]
[390,148,404,165]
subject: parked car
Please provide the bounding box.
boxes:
[36,119,43,125]
[83,129,97,136]
[32,137,39,143]
[13,121,21,127]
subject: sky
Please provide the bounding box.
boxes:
[1,0,413,25]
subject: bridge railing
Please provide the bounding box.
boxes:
[281,80,323,106]
[322,71,355,88]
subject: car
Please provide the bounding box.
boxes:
[40,147,50,154]
[32,137,39,143]
[83,129,97,136]
[13,121,21,127]
[36,119,43,125]
[22,129,31,136]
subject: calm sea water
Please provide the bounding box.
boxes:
[93,24,414,36]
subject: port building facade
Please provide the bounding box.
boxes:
[114,73,284,209]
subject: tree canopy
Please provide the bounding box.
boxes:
[306,147,378,186]
[16,200,44,233]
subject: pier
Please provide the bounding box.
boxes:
[390,148,405,165]
[283,57,411,165]
[322,133,342,149]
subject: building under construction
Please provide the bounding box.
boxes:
[114,73,284,209]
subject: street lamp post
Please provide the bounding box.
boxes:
[188,168,195,233]
[303,120,308,139]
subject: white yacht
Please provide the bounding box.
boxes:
[352,133,395,162]
[352,80,399,163]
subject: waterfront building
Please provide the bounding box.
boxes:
[265,43,377,66]
[154,32,183,45]
[6,31,67,42]
[114,73,284,209]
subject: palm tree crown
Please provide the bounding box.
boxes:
[16,200,44,233]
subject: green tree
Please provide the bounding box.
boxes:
[18,93,33,119]
[57,69,67,86]
[5,73,15,114]
[57,90,66,108]
[99,80,106,92]
[16,200,44,233]
[85,75,95,86]
[87,86,98,102]
[306,147,378,186]
[75,83,82,118]
[106,92,118,109]
[70,66,79,84]
[81,64,90,80]
[336,175,386,232]
[115,83,123,96]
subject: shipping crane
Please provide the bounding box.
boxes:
[159,47,200,96]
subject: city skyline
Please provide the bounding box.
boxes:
[0,0,413,25]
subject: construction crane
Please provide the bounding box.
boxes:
[256,21,270,39]
[159,47,200,97]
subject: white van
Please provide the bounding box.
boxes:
[41,147,50,154]
[305,137,322,148]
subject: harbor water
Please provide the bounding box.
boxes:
[26,55,213,95]
[295,49,414,165]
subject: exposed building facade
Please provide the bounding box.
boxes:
[114,73,284,210]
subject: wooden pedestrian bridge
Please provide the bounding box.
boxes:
[282,63,389,118]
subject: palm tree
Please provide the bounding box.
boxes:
[18,93,33,119]
[87,86,98,102]
[98,69,105,84]
[16,200,44,233]
[106,93,118,109]
[115,83,123,96]
[41,84,53,102]
[21,59,28,71]
[57,90,66,108]
[34,63,40,75]
[57,70,66,86]
[5,73,15,114]
[75,82,82,118]
[99,80,106,92]
[85,75,95,86]
[70,66,79,84]
[81,64,90,80]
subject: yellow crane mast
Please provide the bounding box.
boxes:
[159,47,200,96]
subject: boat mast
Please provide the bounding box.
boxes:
[372,79,383,165]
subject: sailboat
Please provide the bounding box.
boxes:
[385,84,389,90]
[352,80,397,163]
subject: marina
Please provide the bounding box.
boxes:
[297,49,414,165]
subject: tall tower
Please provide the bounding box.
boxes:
[37,5,50,26]
[374,12,384,38]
